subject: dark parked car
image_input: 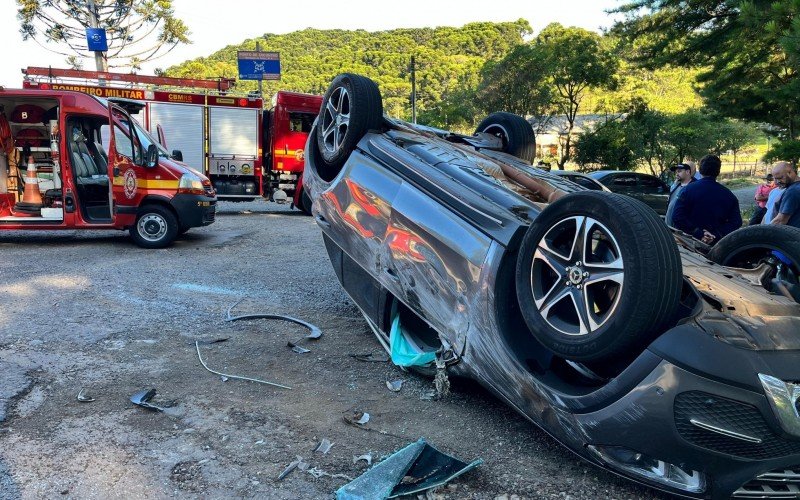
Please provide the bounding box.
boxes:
[549,170,610,192]
[304,74,800,499]
[588,170,670,215]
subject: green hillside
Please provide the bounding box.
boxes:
[163,20,532,119]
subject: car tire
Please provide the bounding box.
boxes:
[475,112,536,163]
[709,224,800,273]
[299,188,313,216]
[314,73,383,181]
[130,205,179,249]
[515,191,682,363]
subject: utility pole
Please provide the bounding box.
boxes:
[86,0,107,73]
[410,56,416,124]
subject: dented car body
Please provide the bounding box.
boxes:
[304,74,800,499]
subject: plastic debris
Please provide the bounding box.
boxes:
[287,341,311,354]
[278,456,308,480]
[315,438,333,454]
[195,340,291,390]
[129,388,166,412]
[194,337,229,345]
[343,410,370,427]
[336,439,482,500]
[76,389,95,403]
[351,352,390,363]
[353,454,373,466]
[386,380,404,392]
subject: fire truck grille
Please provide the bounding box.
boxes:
[734,466,800,498]
[203,210,216,224]
[674,392,800,460]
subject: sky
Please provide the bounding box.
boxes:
[0,0,622,87]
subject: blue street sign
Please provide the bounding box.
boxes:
[237,51,281,81]
[86,28,108,52]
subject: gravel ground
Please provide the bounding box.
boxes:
[0,200,668,500]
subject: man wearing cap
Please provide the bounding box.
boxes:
[750,173,776,225]
[672,154,742,244]
[666,163,696,227]
[770,162,800,228]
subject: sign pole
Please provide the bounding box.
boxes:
[256,42,263,96]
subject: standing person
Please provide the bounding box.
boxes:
[770,162,800,227]
[763,183,785,225]
[750,173,776,225]
[665,163,695,226]
[672,154,742,244]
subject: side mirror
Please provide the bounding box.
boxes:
[146,144,159,168]
[171,149,183,162]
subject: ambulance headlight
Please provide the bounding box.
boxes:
[178,173,205,195]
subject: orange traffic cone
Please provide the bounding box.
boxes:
[12,156,43,216]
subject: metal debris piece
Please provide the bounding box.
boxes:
[343,410,370,427]
[76,389,95,402]
[220,376,228,382]
[434,355,450,398]
[307,467,353,481]
[195,337,230,345]
[350,352,390,363]
[129,388,166,412]
[226,299,323,340]
[315,438,333,454]
[278,456,307,480]
[386,380,404,392]
[336,439,482,499]
[353,453,373,466]
[195,341,291,390]
[287,341,311,354]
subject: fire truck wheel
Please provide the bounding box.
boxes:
[130,205,179,249]
[299,189,313,216]
[314,73,383,180]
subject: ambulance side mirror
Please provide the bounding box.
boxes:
[171,149,183,162]
[145,144,158,168]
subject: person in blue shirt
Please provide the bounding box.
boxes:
[770,161,800,228]
[672,154,742,245]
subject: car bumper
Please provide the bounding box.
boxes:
[170,194,217,228]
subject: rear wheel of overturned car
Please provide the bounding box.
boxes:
[475,112,536,163]
[709,224,800,301]
[515,192,682,363]
[314,73,384,181]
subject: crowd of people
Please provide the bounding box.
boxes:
[664,155,799,244]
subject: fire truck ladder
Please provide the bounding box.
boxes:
[23,66,236,91]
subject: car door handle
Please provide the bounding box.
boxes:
[314,214,330,228]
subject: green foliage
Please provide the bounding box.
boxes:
[16,0,190,70]
[573,118,635,171]
[165,20,531,123]
[612,0,800,139]
[764,140,800,164]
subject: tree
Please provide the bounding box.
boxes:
[624,102,674,176]
[534,24,618,169]
[612,0,800,141]
[709,119,760,171]
[573,118,635,171]
[17,0,190,71]
[476,44,554,132]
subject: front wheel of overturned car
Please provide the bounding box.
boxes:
[475,112,536,163]
[130,205,179,249]
[515,192,682,363]
[314,73,384,181]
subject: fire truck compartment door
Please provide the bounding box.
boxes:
[147,103,204,171]
[208,107,259,158]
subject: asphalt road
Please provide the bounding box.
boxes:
[0,200,666,499]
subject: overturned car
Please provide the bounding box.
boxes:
[303,74,800,499]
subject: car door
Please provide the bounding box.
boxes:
[636,173,669,215]
[106,103,146,216]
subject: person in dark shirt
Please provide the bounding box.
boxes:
[672,154,742,245]
[770,161,800,228]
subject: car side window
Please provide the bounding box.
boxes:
[638,174,667,194]
[612,175,637,186]
[113,125,135,159]
[570,176,603,190]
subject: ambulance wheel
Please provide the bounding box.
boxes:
[314,73,383,181]
[131,205,179,249]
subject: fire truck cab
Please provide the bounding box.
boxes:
[0,88,216,248]
[263,91,322,214]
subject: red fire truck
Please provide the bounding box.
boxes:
[22,67,322,210]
